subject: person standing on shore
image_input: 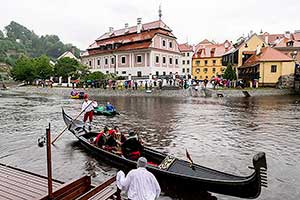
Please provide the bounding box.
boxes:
[82,94,97,131]
[116,157,161,200]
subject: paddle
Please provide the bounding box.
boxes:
[186,149,195,170]
[51,101,93,144]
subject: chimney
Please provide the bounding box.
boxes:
[137,18,142,34]
[109,27,114,34]
[265,35,269,44]
[285,31,291,39]
[256,45,261,55]
[125,23,129,33]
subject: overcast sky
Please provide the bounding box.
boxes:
[1,0,300,49]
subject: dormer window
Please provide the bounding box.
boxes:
[245,43,248,48]
[287,41,294,47]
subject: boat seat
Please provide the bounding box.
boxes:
[158,156,176,170]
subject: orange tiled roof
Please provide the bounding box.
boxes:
[242,47,293,67]
[178,43,193,52]
[96,20,173,41]
[193,42,231,59]
[259,33,284,44]
[293,32,300,41]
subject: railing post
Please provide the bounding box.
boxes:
[46,123,53,199]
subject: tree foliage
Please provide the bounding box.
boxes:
[11,55,54,82]
[223,63,237,80]
[0,21,81,66]
[54,57,80,78]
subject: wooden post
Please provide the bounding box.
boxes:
[46,123,53,199]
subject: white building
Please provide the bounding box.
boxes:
[178,43,194,76]
[81,18,182,79]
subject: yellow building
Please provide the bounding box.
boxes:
[192,40,231,80]
[239,47,295,86]
[222,34,267,78]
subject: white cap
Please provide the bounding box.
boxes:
[137,157,147,168]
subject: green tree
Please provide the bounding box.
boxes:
[84,71,106,81]
[0,30,4,39]
[54,57,79,78]
[33,55,53,79]
[223,63,237,80]
[11,56,36,82]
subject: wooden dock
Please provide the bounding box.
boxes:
[0,163,117,200]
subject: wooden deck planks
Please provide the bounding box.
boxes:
[0,164,63,200]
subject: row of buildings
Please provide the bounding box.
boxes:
[79,15,300,87]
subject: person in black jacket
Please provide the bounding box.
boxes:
[121,130,143,160]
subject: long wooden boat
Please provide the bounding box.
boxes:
[62,109,267,199]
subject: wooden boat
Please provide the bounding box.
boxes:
[93,106,118,116]
[62,109,267,199]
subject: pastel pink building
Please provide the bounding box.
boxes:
[81,18,181,78]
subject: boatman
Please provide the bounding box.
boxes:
[106,102,115,112]
[116,157,161,200]
[82,94,97,131]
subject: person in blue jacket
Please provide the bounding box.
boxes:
[106,102,115,112]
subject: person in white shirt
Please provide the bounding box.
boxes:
[116,157,161,200]
[81,94,97,130]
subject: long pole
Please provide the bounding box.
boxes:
[46,123,53,199]
[51,101,93,144]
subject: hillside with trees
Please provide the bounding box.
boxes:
[0,21,81,66]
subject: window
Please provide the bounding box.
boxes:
[97,59,100,66]
[182,68,185,73]
[187,60,190,65]
[169,58,173,65]
[137,55,142,63]
[213,60,216,65]
[169,41,173,48]
[156,71,159,76]
[122,71,126,74]
[111,57,115,65]
[89,61,92,66]
[163,57,166,64]
[204,68,208,73]
[137,71,142,77]
[105,58,108,65]
[187,53,190,57]
[162,40,166,47]
[116,71,119,74]
[175,59,178,65]
[196,60,200,66]
[271,65,277,73]
[156,56,159,63]
[195,76,197,80]
[196,68,200,73]
[187,68,190,73]
[106,71,109,74]
[182,60,185,65]
[163,71,166,76]
[245,43,248,48]
[212,68,216,73]
[204,60,208,65]
[121,56,126,64]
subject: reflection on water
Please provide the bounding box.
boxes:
[0,90,300,199]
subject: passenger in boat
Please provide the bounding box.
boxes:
[82,94,98,131]
[121,130,143,160]
[113,126,127,145]
[106,102,115,112]
[116,157,161,200]
[70,90,78,96]
[95,126,118,151]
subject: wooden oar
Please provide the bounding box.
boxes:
[51,101,93,144]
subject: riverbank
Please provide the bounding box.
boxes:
[8,86,297,98]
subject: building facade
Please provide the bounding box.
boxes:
[81,19,181,79]
[222,34,267,78]
[178,43,193,76]
[192,39,231,80]
[238,47,295,86]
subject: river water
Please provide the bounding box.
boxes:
[0,89,299,200]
